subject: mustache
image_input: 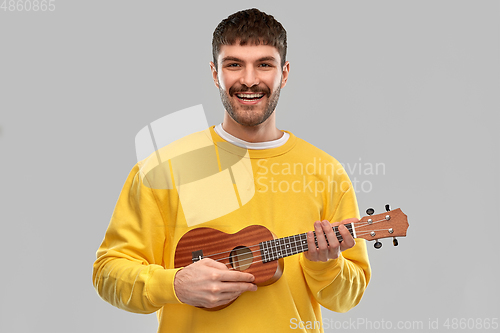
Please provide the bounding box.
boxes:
[229,85,270,96]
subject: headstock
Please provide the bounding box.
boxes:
[355,204,409,249]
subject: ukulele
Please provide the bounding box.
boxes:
[174,205,408,310]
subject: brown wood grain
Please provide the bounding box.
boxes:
[174,225,283,285]
[356,208,409,241]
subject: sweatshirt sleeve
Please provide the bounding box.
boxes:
[92,164,183,314]
[299,182,371,313]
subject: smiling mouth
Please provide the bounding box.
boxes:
[235,93,265,101]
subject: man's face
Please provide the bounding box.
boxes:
[210,42,289,127]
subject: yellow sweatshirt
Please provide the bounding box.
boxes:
[93,126,371,333]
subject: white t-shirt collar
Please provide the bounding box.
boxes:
[214,123,289,150]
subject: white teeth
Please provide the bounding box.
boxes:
[236,93,264,99]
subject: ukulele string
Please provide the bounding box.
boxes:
[198,218,388,263]
[224,229,392,270]
[197,218,390,266]
[222,229,389,269]
[201,226,362,268]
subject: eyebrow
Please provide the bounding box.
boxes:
[221,56,279,63]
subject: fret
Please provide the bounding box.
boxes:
[278,238,286,258]
[290,234,303,255]
[262,240,269,262]
[271,239,278,260]
[289,235,297,255]
[267,240,274,262]
[264,240,270,261]
[273,239,281,261]
[284,238,290,256]
[259,241,269,263]
[270,240,275,260]
[285,236,294,256]
[292,235,299,255]
[298,233,308,252]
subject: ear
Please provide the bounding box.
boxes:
[210,61,220,88]
[280,61,290,89]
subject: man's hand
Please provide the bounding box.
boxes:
[304,218,358,262]
[173,258,257,308]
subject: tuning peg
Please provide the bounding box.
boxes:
[366,208,374,216]
[374,240,382,249]
[385,204,391,212]
[393,237,398,246]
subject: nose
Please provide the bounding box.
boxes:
[239,66,259,88]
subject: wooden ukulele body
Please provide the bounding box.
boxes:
[174,225,284,286]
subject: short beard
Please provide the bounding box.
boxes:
[219,81,281,127]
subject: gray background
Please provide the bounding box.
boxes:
[1,0,498,332]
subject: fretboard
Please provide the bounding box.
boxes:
[258,223,355,263]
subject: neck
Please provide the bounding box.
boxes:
[260,224,355,262]
[222,113,282,143]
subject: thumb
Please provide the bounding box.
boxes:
[199,257,230,271]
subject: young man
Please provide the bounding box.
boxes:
[93,8,371,333]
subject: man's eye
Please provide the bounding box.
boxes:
[260,63,271,67]
[228,63,240,67]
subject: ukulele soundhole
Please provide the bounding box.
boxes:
[229,246,253,271]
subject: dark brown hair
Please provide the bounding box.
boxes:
[212,8,287,71]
